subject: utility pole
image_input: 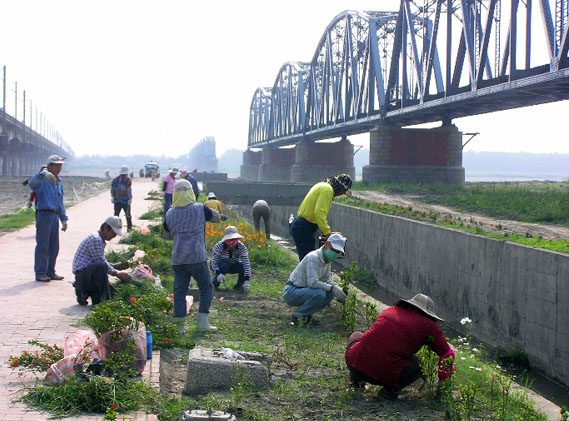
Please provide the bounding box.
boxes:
[2,66,6,136]
[14,81,17,120]
[23,90,26,142]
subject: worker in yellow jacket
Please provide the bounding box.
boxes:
[290,174,352,261]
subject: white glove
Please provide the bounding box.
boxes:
[111,198,114,204]
[243,280,251,293]
[216,274,225,285]
[331,285,346,304]
[61,222,68,232]
[128,199,132,205]
[44,171,56,183]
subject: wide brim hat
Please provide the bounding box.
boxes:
[119,165,130,175]
[168,168,179,174]
[399,294,444,321]
[221,226,244,242]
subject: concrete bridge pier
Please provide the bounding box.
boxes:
[290,137,355,183]
[258,146,295,182]
[240,149,262,181]
[363,124,465,185]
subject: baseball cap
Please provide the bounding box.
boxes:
[104,216,124,236]
[326,232,346,254]
[47,155,66,165]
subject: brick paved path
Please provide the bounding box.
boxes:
[0,178,160,421]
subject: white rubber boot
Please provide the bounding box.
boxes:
[243,280,251,293]
[197,312,218,332]
[175,317,185,336]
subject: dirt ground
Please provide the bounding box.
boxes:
[0,175,109,216]
[353,190,569,241]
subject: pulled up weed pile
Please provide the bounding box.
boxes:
[8,204,548,420]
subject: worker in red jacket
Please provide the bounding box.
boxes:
[345,294,455,400]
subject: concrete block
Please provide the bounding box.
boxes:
[178,410,237,420]
[185,346,271,395]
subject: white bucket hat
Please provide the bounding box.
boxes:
[168,167,179,174]
[208,192,216,199]
[104,216,124,236]
[174,179,192,192]
[119,165,130,175]
[221,226,243,242]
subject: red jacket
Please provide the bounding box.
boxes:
[345,305,451,388]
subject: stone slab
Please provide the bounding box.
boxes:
[184,346,270,395]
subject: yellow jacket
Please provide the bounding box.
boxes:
[204,199,223,214]
[297,182,333,235]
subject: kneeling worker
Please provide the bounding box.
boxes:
[282,232,347,326]
[211,226,251,292]
[72,216,132,306]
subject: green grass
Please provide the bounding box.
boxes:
[11,199,548,420]
[352,181,569,225]
[0,209,36,230]
[336,196,569,254]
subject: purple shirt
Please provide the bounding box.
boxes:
[163,174,176,194]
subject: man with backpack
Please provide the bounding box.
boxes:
[111,166,133,232]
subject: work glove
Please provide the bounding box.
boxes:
[331,285,347,304]
[128,199,132,205]
[220,214,228,221]
[44,171,56,183]
[216,273,225,285]
[61,222,68,232]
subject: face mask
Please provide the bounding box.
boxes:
[323,249,340,261]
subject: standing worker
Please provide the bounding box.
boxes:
[28,155,68,282]
[252,199,271,239]
[180,169,200,199]
[204,192,223,214]
[290,174,352,261]
[164,180,222,333]
[111,165,133,232]
[162,167,178,215]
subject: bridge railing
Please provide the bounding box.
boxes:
[248,0,569,148]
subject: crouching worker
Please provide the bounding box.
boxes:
[282,233,348,326]
[210,226,251,293]
[345,294,455,400]
[72,216,132,306]
[164,180,221,333]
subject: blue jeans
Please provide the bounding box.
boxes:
[173,262,213,318]
[290,217,319,262]
[211,260,245,287]
[164,193,173,215]
[34,211,60,278]
[282,284,334,317]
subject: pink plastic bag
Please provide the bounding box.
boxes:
[132,264,154,280]
[186,296,194,315]
[98,321,147,375]
[46,354,77,385]
[64,329,100,363]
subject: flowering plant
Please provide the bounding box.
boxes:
[8,340,64,373]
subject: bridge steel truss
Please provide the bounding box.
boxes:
[249,0,569,148]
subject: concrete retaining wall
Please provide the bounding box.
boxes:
[268,202,569,386]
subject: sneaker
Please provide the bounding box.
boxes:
[76,296,88,306]
[50,274,65,281]
[36,275,51,282]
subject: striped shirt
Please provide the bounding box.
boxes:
[210,241,251,279]
[72,232,117,275]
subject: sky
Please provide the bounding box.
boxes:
[0,0,567,158]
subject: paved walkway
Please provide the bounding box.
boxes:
[0,177,160,421]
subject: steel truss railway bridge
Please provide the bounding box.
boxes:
[243,0,569,184]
